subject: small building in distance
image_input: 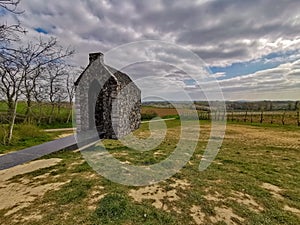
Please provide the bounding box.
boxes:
[74,52,141,139]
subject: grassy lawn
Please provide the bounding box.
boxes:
[0,100,73,154]
[0,120,299,224]
[0,124,74,154]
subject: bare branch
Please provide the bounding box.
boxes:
[0,0,26,42]
[0,0,23,14]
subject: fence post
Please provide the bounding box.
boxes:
[260,111,264,123]
[282,111,286,125]
[244,111,248,122]
[270,114,274,124]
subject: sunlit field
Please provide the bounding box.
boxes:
[0,118,299,225]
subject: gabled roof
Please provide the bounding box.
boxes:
[74,62,91,86]
[74,52,137,89]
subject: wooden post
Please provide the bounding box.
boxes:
[260,111,264,124]
[282,111,285,125]
[270,113,274,124]
[244,111,248,122]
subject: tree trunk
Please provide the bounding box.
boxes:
[7,101,17,145]
[25,97,33,123]
[48,104,55,124]
[57,103,61,116]
[66,102,73,123]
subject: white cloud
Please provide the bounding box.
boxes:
[11,0,300,65]
[218,60,300,100]
[2,0,300,100]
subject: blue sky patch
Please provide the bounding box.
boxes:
[0,8,7,16]
[34,27,48,34]
[210,49,300,80]
[184,79,196,85]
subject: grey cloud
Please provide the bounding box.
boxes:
[17,0,300,67]
[8,0,299,100]
[194,48,249,60]
[217,60,300,99]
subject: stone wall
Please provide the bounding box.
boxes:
[75,52,141,139]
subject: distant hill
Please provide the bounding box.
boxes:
[142,100,300,111]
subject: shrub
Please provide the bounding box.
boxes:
[0,125,8,145]
[0,125,20,145]
[16,124,43,138]
[141,110,158,120]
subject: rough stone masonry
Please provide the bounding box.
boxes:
[74,52,141,139]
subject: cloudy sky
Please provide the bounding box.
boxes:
[2,0,300,100]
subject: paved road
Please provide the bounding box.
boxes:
[0,135,78,170]
[0,119,176,170]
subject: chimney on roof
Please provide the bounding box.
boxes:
[89,52,103,63]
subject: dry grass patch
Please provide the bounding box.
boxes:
[129,178,190,213]
[225,124,300,149]
[190,205,205,224]
[210,206,245,225]
[129,184,179,211]
[261,182,285,200]
[0,158,67,217]
[0,158,62,181]
[284,205,300,216]
[229,191,264,213]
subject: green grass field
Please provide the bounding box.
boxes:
[0,101,72,127]
[0,119,299,225]
[0,100,73,152]
[0,124,74,154]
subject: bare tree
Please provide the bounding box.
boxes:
[20,37,74,122]
[0,0,21,12]
[32,72,48,124]
[0,47,25,144]
[0,0,25,42]
[0,0,24,144]
[0,36,74,143]
[44,62,69,124]
[65,67,81,123]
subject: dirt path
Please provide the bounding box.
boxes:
[44,128,76,132]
